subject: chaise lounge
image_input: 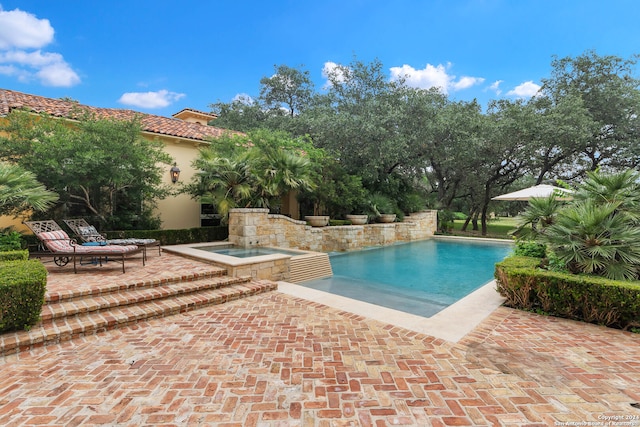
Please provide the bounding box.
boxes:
[63,218,161,260]
[25,220,145,273]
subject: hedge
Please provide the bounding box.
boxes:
[102,226,228,245]
[495,256,640,330]
[0,258,47,332]
[22,225,229,248]
[0,249,29,262]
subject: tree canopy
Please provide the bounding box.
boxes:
[207,51,640,233]
[0,110,172,229]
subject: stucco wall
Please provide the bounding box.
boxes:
[228,208,438,252]
[153,137,206,230]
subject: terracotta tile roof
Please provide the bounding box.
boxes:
[0,88,240,142]
[172,108,217,119]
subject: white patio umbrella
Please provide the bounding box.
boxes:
[492,184,573,201]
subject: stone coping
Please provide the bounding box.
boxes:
[278,279,505,343]
[432,234,514,245]
[162,242,314,266]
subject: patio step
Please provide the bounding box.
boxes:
[289,253,333,283]
[0,272,277,357]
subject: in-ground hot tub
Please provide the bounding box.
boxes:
[162,242,320,281]
[194,245,306,258]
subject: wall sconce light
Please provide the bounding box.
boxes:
[170,163,181,183]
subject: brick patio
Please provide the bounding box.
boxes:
[1,253,639,426]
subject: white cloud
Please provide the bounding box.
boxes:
[118,90,186,109]
[506,81,541,98]
[321,61,347,88]
[0,7,54,49]
[452,75,485,91]
[390,63,450,91]
[389,63,484,94]
[488,80,503,95]
[0,6,80,87]
[37,62,81,87]
[232,93,255,104]
[0,49,62,66]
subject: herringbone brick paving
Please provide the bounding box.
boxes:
[1,253,639,426]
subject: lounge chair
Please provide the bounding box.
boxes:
[63,218,161,259]
[24,220,145,273]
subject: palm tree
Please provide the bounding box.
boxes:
[189,155,254,222]
[250,147,315,209]
[0,162,58,217]
[543,199,640,280]
[574,169,640,223]
[512,194,564,240]
[187,129,318,221]
[529,170,640,280]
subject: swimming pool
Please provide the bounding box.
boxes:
[299,238,511,317]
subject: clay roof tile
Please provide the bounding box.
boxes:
[0,88,241,142]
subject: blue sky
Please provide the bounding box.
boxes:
[1,0,639,118]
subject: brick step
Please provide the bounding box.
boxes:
[289,253,333,283]
[45,267,228,304]
[0,277,277,357]
[40,274,253,322]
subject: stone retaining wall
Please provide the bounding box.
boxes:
[228,208,438,252]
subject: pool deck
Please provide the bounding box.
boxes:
[1,253,639,425]
[278,278,506,343]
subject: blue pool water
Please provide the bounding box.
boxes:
[300,239,511,317]
[194,246,302,258]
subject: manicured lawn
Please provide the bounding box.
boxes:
[449,217,517,239]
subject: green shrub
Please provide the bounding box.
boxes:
[495,256,640,330]
[453,212,467,221]
[0,259,47,332]
[104,226,228,245]
[399,193,426,214]
[438,210,455,233]
[514,241,546,258]
[0,230,23,252]
[0,250,29,262]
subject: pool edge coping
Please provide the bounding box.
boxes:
[276,279,505,343]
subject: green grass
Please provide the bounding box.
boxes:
[449,217,517,239]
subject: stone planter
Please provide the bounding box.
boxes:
[377,214,397,223]
[305,215,330,227]
[346,214,368,225]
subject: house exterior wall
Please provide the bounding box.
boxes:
[151,135,206,230]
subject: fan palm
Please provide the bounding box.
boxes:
[574,169,640,223]
[0,162,58,216]
[543,199,640,280]
[512,194,564,240]
[191,156,254,221]
[248,146,315,209]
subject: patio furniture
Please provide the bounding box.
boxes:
[63,218,161,259]
[24,220,145,273]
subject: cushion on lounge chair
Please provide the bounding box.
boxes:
[107,238,157,245]
[37,231,138,254]
[74,244,139,254]
[38,230,74,252]
[77,225,102,241]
